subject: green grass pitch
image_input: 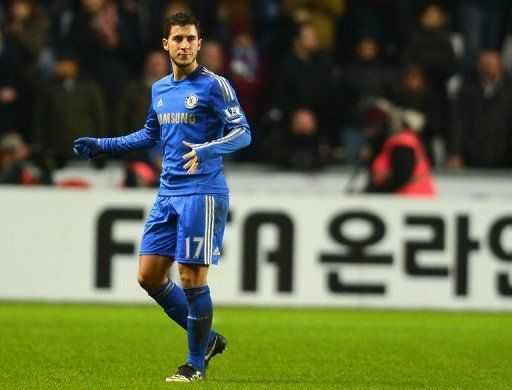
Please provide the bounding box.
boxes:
[1,303,511,389]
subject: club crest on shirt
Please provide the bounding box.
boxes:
[224,105,243,122]
[185,93,198,109]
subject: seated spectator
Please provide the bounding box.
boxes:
[447,51,512,169]
[458,0,507,75]
[250,0,288,62]
[62,0,136,124]
[340,35,397,124]
[214,0,252,46]
[341,36,397,102]
[0,132,52,185]
[5,0,49,70]
[336,0,401,63]
[228,27,263,122]
[391,65,444,164]
[4,0,50,136]
[283,1,344,51]
[32,56,107,166]
[403,3,457,99]
[0,34,19,135]
[116,50,169,134]
[199,40,226,76]
[261,108,330,171]
[339,36,397,164]
[161,0,192,38]
[271,22,337,142]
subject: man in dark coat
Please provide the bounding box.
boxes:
[447,51,512,169]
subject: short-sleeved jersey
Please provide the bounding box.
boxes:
[102,65,251,196]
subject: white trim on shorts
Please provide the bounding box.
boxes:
[204,195,215,264]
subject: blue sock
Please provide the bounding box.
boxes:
[184,285,213,373]
[149,280,216,343]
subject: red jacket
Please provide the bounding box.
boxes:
[371,131,435,196]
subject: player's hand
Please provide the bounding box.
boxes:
[182,141,199,174]
[73,137,103,161]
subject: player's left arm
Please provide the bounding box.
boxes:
[74,90,160,160]
[183,79,251,174]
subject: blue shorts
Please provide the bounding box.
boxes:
[139,194,229,265]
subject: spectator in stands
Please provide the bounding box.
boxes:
[0,132,52,185]
[62,0,138,124]
[200,40,226,76]
[0,34,20,135]
[161,0,192,38]
[163,0,191,16]
[391,65,444,164]
[340,36,397,121]
[4,0,50,137]
[261,108,330,171]
[214,0,253,46]
[116,0,158,54]
[228,26,263,122]
[5,0,49,70]
[271,22,337,142]
[250,0,287,62]
[403,3,457,98]
[447,51,512,169]
[336,0,401,63]
[283,1,344,51]
[116,50,169,134]
[339,35,397,164]
[32,56,107,166]
[458,0,507,75]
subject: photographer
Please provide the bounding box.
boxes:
[362,99,435,196]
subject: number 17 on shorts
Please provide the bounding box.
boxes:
[176,195,229,265]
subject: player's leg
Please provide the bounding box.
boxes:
[164,264,212,382]
[138,254,221,347]
[138,196,191,330]
[140,195,220,374]
[137,254,188,329]
[165,195,229,382]
[179,263,212,373]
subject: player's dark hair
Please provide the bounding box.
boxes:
[162,12,201,38]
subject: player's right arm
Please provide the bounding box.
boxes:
[73,104,160,161]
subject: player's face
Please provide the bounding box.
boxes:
[163,25,202,69]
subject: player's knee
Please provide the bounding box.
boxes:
[178,264,208,288]
[137,272,150,290]
[137,272,165,292]
[180,273,207,289]
[180,275,194,289]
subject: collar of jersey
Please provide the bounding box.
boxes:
[169,65,203,84]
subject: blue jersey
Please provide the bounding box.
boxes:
[100,65,251,195]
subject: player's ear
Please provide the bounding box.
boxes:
[162,38,169,52]
[197,38,202,52]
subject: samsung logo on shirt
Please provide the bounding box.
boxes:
[158,113,197,125]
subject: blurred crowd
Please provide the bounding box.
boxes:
[2,0,512,186]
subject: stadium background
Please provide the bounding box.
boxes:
[1,0,512,388]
